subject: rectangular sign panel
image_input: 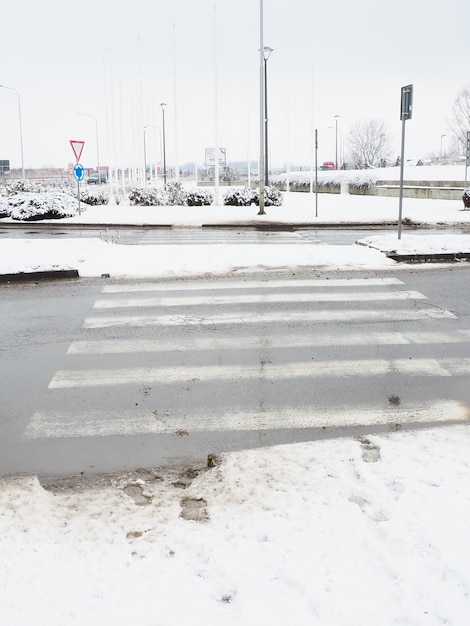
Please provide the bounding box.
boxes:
[400,84,413,121]
[205,147,227,167]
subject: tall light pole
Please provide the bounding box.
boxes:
[160,103,167,185]
[263,46,273,186]
[0,84,25,179]
[77,112,100,183]
[334,114,340,170]
[440,134,446,159]
[143,126,148,184]
[258,0,266,215]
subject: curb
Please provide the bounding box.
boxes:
[386,252,470,263]
[0,269,79,284]
[0,221,428,231]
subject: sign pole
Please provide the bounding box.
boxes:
[397,117,406,239]
[315,128,318,218]
[70,140,85,216]
[465,130,470,189]
[398,84,413,240]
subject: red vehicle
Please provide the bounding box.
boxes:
[319,161,335,171]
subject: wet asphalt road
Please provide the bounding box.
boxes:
[1,265,470,478]
[1,224,469,246]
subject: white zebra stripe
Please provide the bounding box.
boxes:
[24,400,468,439]
[92,290,427,309]
[83,307,456,329]
[101,277,404,294]
[48,357,468,389]
[67,329,470,355]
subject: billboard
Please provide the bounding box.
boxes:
[205,147,226,167]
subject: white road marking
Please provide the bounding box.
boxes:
[49,357,463,389]
[67,329,470,355]
[25,274,468,444]
[441,358,470,375]
[101,277,404,294]
[83,307,456,329]
[24,400,469,439]
[93,290,427,309]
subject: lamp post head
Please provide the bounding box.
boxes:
[263,46,274,61]
[160,102,167,112]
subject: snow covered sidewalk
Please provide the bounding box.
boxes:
[1,190,470,278]
[1,424,469,625]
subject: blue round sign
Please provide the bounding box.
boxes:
[73,163,85,182]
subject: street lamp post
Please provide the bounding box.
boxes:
[440,134,446,160]
[143,127,148,184]
[258,0,266,215]
[334,115,340,170]
[263,46,273,186]
[77,112,100,184]
[160,103,167,185]
[0,84,25,179]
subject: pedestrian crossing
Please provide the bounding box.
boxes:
[137,229,311,246]
[23,275,470,442]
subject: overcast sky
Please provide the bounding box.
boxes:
[1,0,469,172]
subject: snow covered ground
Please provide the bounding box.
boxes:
[1,425,470,625]
[1,189,470,277]
[1,189,470,625]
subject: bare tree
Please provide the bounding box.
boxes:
[347,119,392,168]
[448,85,470,155]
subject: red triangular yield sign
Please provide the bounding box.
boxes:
[70,140,85,162]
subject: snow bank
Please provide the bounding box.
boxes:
[1,426,470,625]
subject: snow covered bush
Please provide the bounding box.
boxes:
[463,188,470,209]
[0,195,11,218]
[80,188,109,206]
[223,187,254,206]
[252,186,283,207]
[186,188,214,206]
[128,182,197,207]
[165,181,188,206]
[9,192,78,221]
[128,186,169,206]
[270,170,377,193]
[5,180,44,196]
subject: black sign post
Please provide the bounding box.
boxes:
[465,130,470,188]
[314,129,318,218]
[398,84,413,239]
